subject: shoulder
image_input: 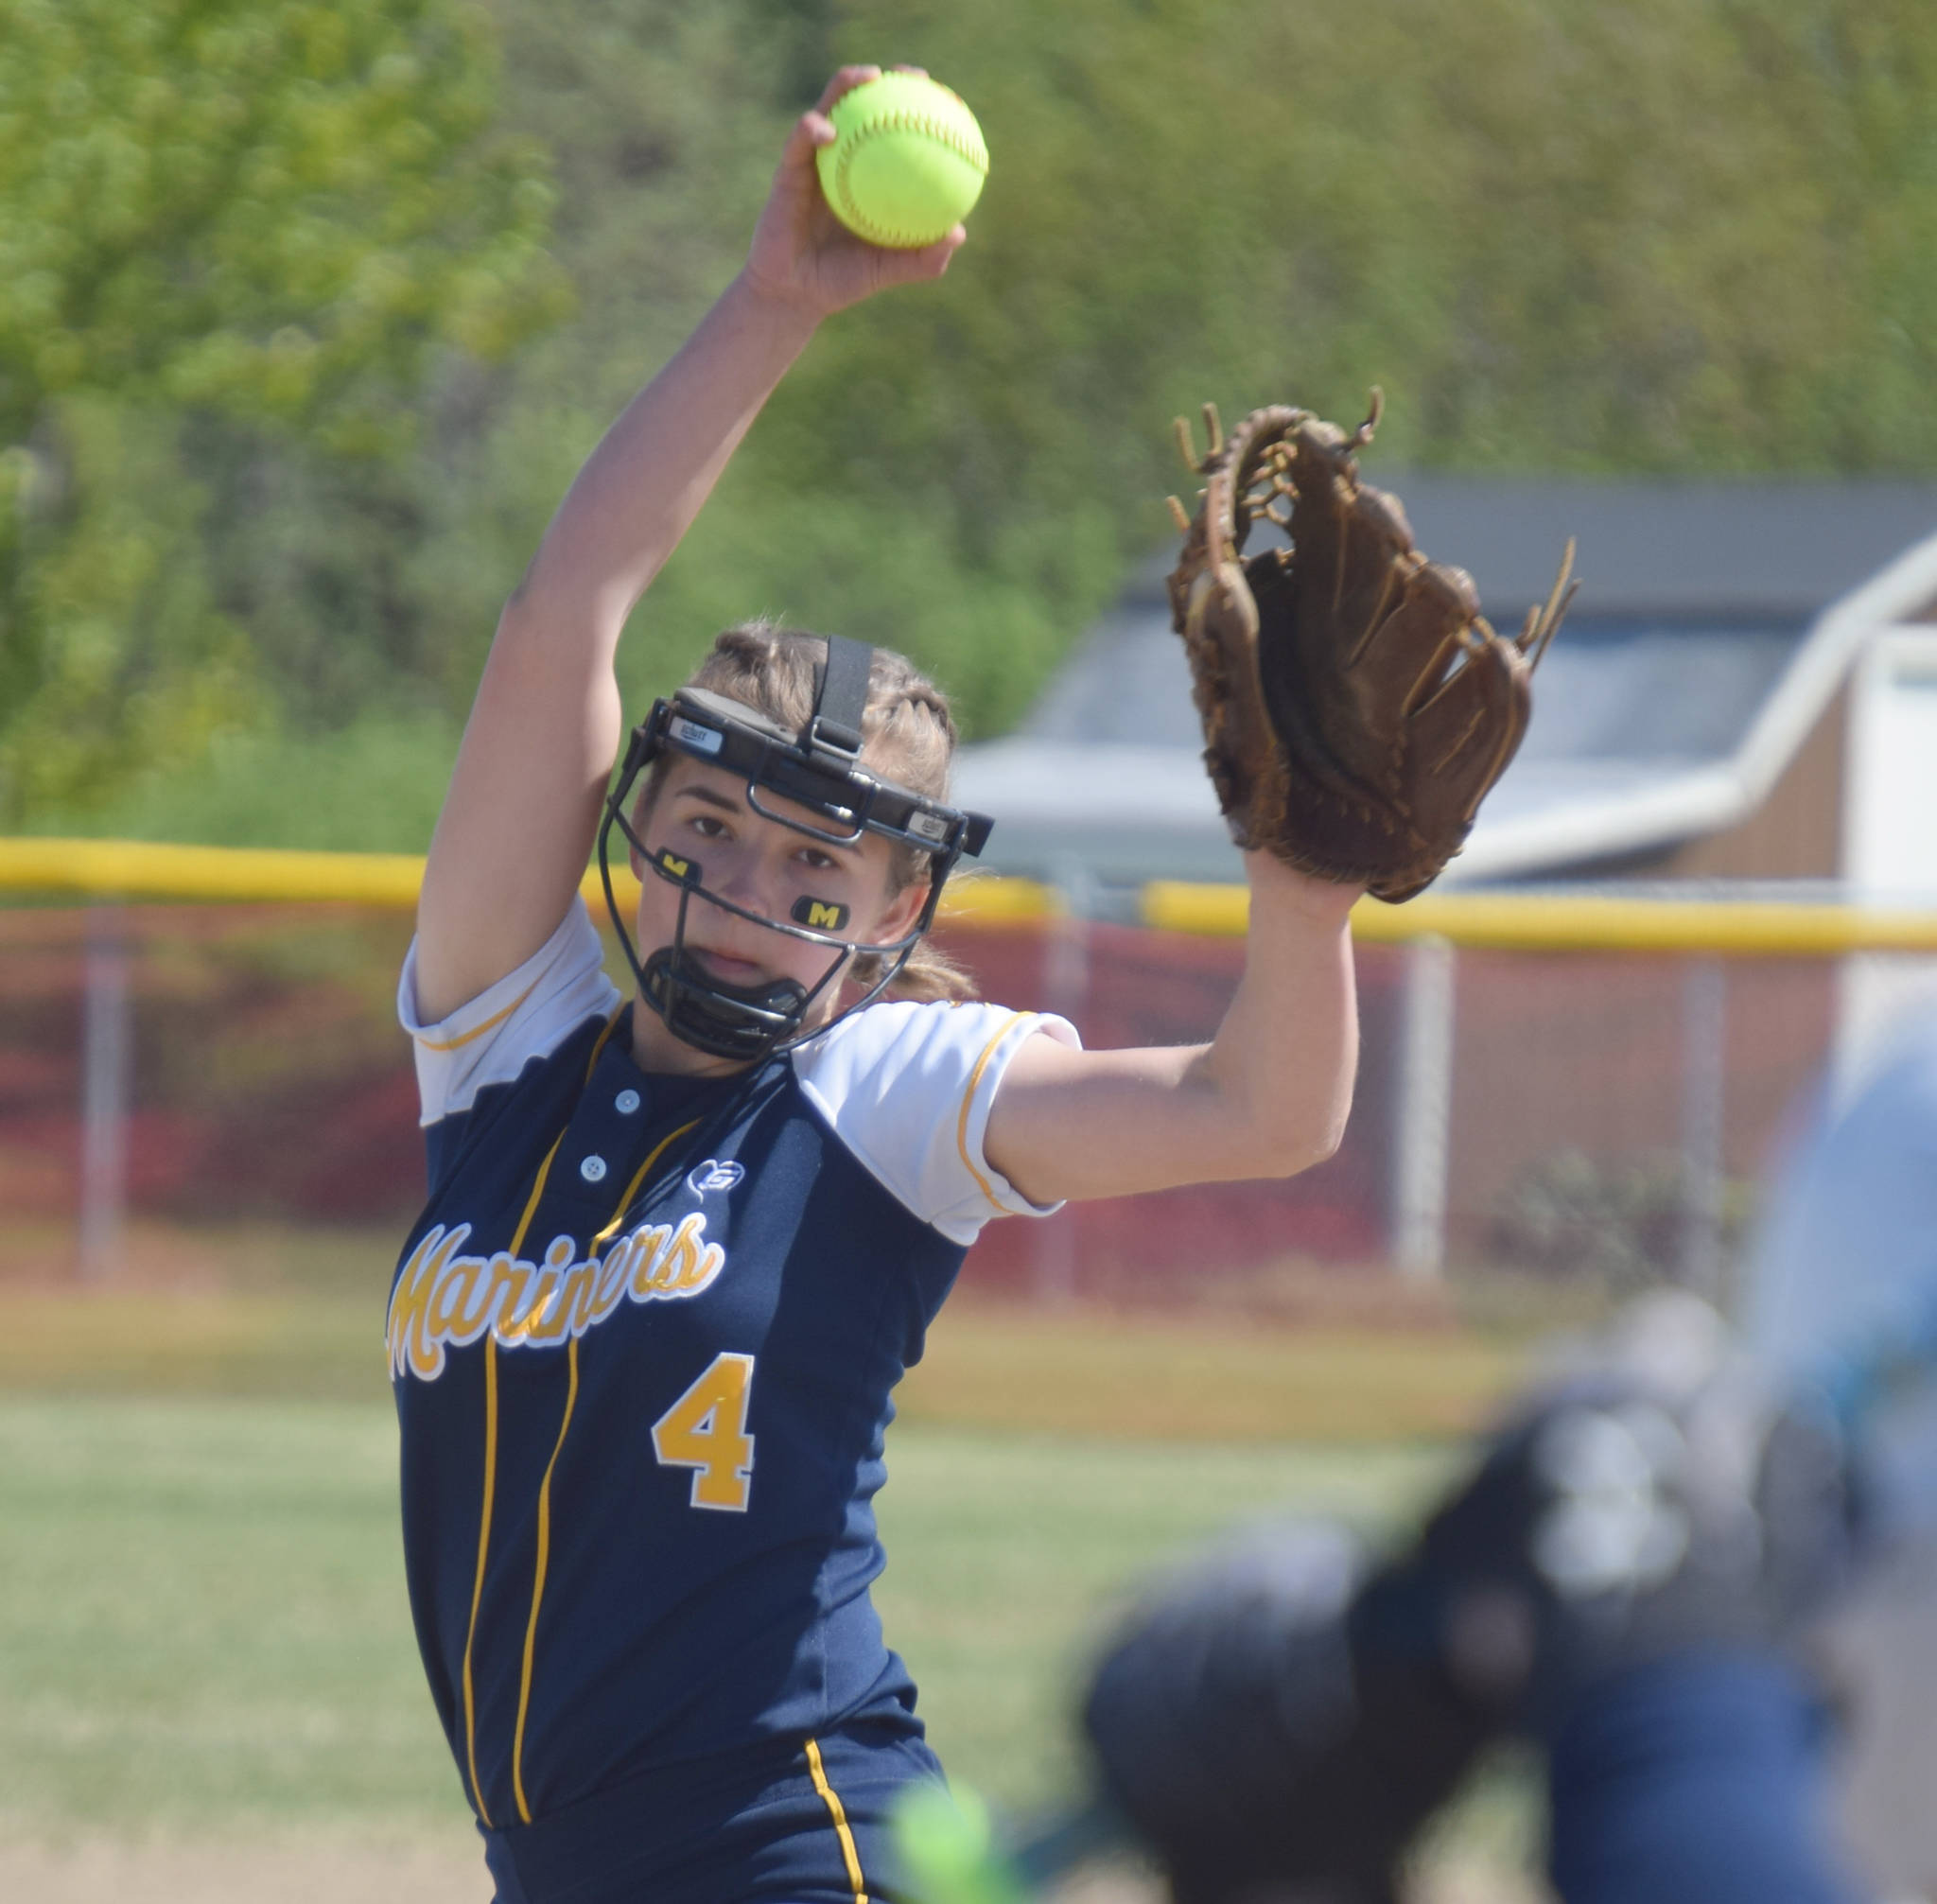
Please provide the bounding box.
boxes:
[789,1000,1081,1246]
[799,995,1072,1077]
[400,896,623,1128]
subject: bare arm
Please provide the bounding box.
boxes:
[413,66,965,1024]
[984,856,1361,1203]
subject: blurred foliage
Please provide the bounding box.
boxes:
[0,0,566,820]
[1490,1147,1754,1292]
[10,0,1937,845]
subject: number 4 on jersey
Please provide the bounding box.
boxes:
[652,1352,756,1511]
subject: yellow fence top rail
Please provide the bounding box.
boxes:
[1143,880,1937,956]
[0,836,1060,926]
[0,836,428,906]
[9,840,1937,955]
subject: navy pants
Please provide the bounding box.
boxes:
[480,1723,944,1904]
[1546,1651,1861,1904]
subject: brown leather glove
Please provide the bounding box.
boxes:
[1168,396,1575,900]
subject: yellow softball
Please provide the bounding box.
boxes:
[816,73,989,249]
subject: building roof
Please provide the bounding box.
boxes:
[953,480,1937,894]
[1372,475,1937,622]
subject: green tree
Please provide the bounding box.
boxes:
[584,0,1937,743]
[29,0,1937,851]
[0,0,567,818]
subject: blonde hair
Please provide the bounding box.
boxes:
[647,620,978,1003]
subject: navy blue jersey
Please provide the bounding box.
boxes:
[388,900,1073,1829]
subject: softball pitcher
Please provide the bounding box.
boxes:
[387,61,1528,1904]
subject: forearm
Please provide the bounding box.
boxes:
[983,856,1359,1205]
[514,271,820,641]
[1187,853,1361,1176]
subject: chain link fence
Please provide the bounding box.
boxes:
[9,871,1922,1315]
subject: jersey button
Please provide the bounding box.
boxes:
[579,1154,609,1183]
[614,1090,641,1115]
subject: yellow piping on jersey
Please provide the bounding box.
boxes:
[462,1332,501,1825]
[413,979,539,1052]
[592,1117,703,1248]
[955,1011,1028,1213]
[458,1008,623,1825]
[805,1736,870,1904]
[512,1333,580,1824]
[506,1108,705,1822]
[580,1009,625,1081]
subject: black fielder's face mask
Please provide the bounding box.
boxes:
[597,635,994,1064]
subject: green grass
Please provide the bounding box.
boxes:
[0,1394,1455,1839]
[0,1265,1542,1440]
[873,1431,1454,1807]
[0,1284,1548,1879]
[0,1397,453,1838]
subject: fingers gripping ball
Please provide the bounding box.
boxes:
[816,73,988,248]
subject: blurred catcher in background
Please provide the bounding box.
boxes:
[1073,1290,1864,1904]
[901,1016,1937,1904]
[1742,1001,1937,1902]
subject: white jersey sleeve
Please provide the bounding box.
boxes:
[398,899,623,1127]
[791,999,1082,1246]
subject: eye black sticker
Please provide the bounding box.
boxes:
[791,896,850,932]
[653,847,703,885]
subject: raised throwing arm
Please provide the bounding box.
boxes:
[412,67,965,1025]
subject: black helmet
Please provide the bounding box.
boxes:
[598,634,993,1062]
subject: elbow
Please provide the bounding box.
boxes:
[1192,1044,1357,1181]
[1301,1108,1348,1169]
[499,562,548,627]
[497,569,625,650]
[1248,1094,1353,1181]
[490,583,547,659]
[1281,1116,1349,1179]
[1303,1109,1352,1171]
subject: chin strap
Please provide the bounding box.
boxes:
[640,947,815,1064]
